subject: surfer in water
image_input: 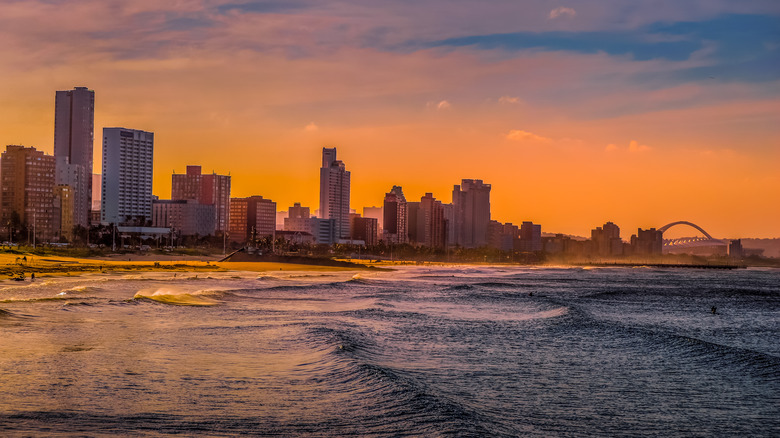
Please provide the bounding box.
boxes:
[711,306,717,315]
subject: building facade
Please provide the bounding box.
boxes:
[229,196,276,243]
[152,199,215,236]
[171,165,231,234]
[488,220,519,252]
[351,215,378,246]
[452,179,491,248]
[382,185,407,244]
[54,87,94,229]
[591,221,623,256]
[54,185,74,241]
[0,145,57,242]
[517,221,542,252]
[319,147,351,239]
[630,228,663,255]
[288,202,310,220]
[101,128,154,225]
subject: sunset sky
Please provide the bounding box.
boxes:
[1,1,778,238]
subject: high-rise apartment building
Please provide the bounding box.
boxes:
[591,221,623,256]
[488,220,519,252]
[229,196,276,243]
[288,202,310,219]
[407,193,447,249]
[319,147,350,240]
[382,185,407,244]
[452,179,491,248]
[630,228,663,255]
[518,221,542,252]
[101,128,154,225]
[351,215,378,246]
[419,193,447,249]
[0,145,57,241]
[54,87,94,229]
[171,165,231,234]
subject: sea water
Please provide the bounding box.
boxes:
[0,266,778,436]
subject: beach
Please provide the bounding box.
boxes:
[0,251,358,280]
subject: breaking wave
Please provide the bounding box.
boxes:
[132,287,226,306]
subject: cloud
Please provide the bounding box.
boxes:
[304,122,318,131]
[628,140,651,152]
[498,95,520,104]
[604,141,652,153]
[427,100,451,110]
[506,129,551,143]
[549,7,576,20]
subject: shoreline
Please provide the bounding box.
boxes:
[0,252,365,280]
[1,251,772,280]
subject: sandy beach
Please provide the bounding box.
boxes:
[0,251,358,280]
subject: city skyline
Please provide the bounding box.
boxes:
[0,2,778,238]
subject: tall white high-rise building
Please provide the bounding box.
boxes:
[101,128,154,225]
[54,87,94,229]
[319,147,351,240]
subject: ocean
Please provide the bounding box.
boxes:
[1,265,778,437]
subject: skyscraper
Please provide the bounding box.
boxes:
[171,165,231,234]
[101,128,154,225]
[54,87,94,229]
[382,185,407,244]
[452,179,491,248]
[0,145,56,242]
[419,193,447,249]
[319,147,350,240]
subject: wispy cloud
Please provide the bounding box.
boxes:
[498,95,520,104]
[304,122,318,131]
[506,129,551,143]
[427,100,451,110]
[629,140,651,152]
[606,140,651,153]
[549,7,576,20]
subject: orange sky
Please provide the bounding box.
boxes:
[1,1,778,238]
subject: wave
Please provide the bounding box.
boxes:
[59,285,102,295]
[348,273,375,284]
[473,281,517,288]
[259,278,370,293]
[0,295,101,304]
[571,306,780,382]
[292,325,499,435]
[132,287,225,306]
